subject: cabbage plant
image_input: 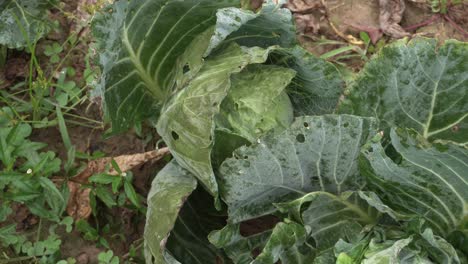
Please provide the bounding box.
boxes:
[93,0,467,263]
[0,0,54,48]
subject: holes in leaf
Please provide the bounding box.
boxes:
[296,134,305,143]
[343,122,349,128]
[171,131,179,140]
[234,103,239,110]
[452,124,459,132]
[183,63,190,74]
[303,122,309,128]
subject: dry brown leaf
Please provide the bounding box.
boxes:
[285,0,322,13]
[67,181,92,220]
[72,147,170,183]
[379,0,410,38]
[66,148,170,220]
[295,14,321,34]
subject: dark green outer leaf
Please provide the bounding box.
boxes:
[252,221,312,264]
[206,7,257,55]
[157,44,278,200]
[95,0,239,133]
[0,0,52,48]
[165,188,231,264]
[276,191,380,250]
[270,46,345,116]
[416,228,462,264]
[219,115,378,223]
[211,191,397,264]
[340,38,468,145]
[209,223,272,264]
[212,130,251,171]
[223,0,296,48]
[360,128,468,236]
[362,237,414,264]
[92,0,128,94]
[299,192,375,250]
[144,160,197,263]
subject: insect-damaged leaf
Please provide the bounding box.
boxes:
[218,115,378,223]
[157,44,277,199]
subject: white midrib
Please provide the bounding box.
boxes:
[122,27,163,101]
[423,79,439,138]
[423,54,448,139]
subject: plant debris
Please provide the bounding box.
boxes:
[379,0,410,38]
[66,148,170,220]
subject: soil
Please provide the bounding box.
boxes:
[293,0,467,68]
[1,0,467,263]
[1,0,164,262]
